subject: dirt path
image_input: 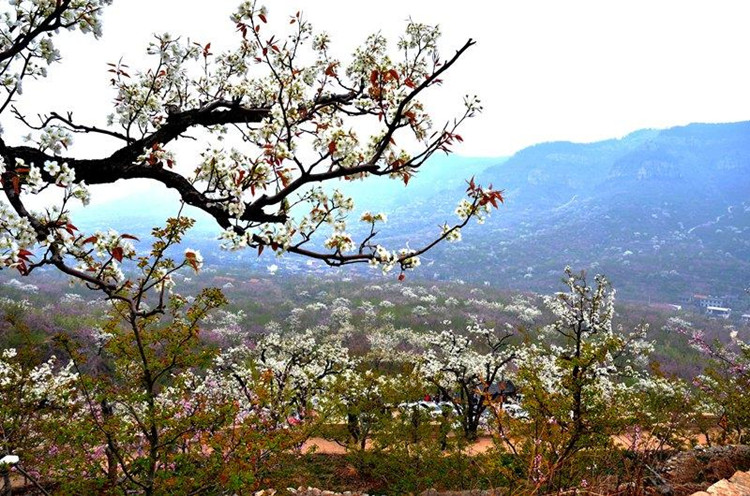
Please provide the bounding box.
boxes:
[301,436,497,455]
[304,432,712,456]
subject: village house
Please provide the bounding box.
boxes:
[705,306,731,319]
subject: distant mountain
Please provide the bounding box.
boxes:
[60,121,750,304]
[390,121,750,303]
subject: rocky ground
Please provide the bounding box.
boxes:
[660,446,750,496]
[690,471,750,496]
[255,445,750,496]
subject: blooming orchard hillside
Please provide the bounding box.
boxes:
[1,273,745,379]
[2,267,750,494]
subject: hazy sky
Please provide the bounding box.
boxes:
[19,0,750,158]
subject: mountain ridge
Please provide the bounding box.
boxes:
[58,120,750,304]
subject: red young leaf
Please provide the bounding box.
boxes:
[398,272,405,281]
[328,141,337,155]
[257,244,264,257]
[185,253,199,271]
[203,43,212,58]
[17,249,33,261]
[236,22,248,39]
[111,246,124,263]
[258,13,267,23]
[16,261,28,275]
[121,234,139,241]
[81,235,98,245]
[324,63,337,77]
[236,170,246,186]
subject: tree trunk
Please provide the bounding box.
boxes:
[1,468,11,496]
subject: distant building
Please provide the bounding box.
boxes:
[650,303,682,312]
[706,306,731,319]
[690,294,725,309]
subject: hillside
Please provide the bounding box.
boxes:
[52,121,750,305]
[384,121,750,304]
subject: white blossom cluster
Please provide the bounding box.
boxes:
[109,34,200,132]
[503,295,542,325]
[26,126,73,156]
[135,143,176,169]
[0,201,37,270]
[0,0,111,102]
[0,349,80,464]
[517,269,653,404]
[42,159,75,187]
[421,319,513,391]
[202,327,354,421]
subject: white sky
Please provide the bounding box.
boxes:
[15,0,750,159]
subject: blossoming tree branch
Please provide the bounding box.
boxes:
[0,0,503,298]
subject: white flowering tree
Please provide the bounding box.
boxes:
[0,0,503,289]
[0,348,79,494]
[319,369,402,452]
[510,268,653,491]
[420,318,515,440]
[253,326,352,423]
[49,217,238,495]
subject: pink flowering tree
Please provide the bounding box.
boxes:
[677,318,750,444]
